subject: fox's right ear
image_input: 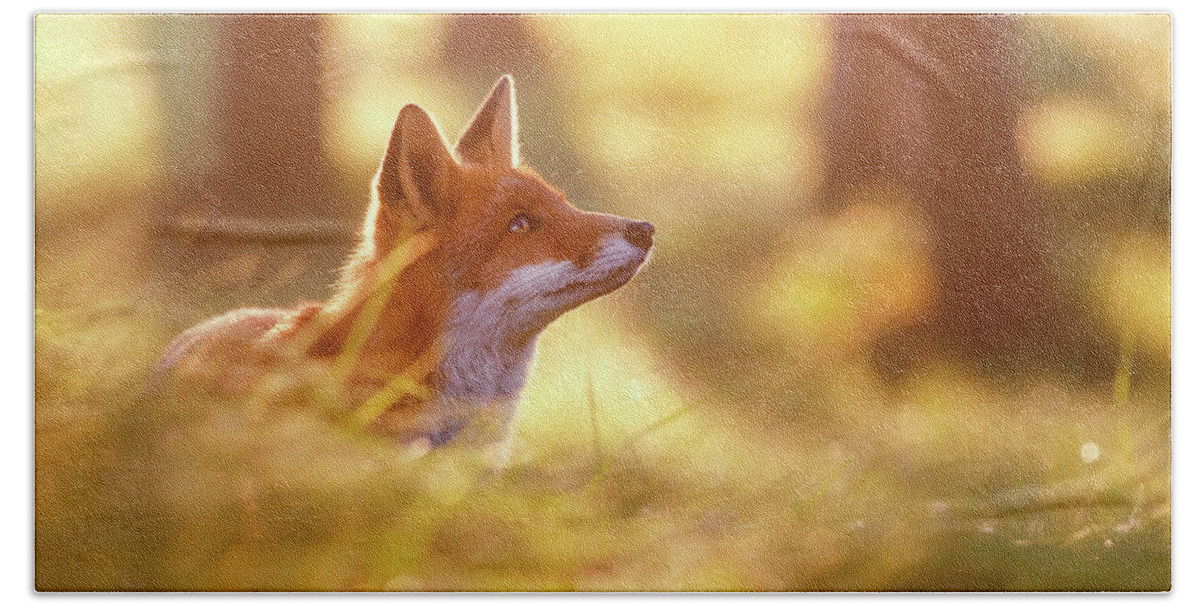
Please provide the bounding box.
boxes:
[374,104,460,238]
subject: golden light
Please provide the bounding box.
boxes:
[1094,232,1171,358]
[1017,96,1144,185]
[35,15,166,198]
[535,14,831,200]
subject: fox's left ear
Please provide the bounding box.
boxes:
[455,75,517,167]
[375,104,460,240]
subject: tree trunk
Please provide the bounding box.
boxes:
[153,15,350,317]
[819,14,1097,376]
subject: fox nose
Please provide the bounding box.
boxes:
[624,221,655,251]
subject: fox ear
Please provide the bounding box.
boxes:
[375,104,459,235]
[455,75,517,167]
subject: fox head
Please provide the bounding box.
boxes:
[365,76,654,353]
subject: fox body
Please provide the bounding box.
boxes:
[154,76,654,458]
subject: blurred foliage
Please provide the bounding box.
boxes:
[753,189,936,361]
[35,14,1169,590]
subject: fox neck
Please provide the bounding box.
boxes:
[439,291,540,400]
[428,287,547,446]
[316,252,445,378]
[321,247,543,447]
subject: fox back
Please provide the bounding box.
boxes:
[153,76,654,460]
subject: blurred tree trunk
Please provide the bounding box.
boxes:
[154,15,351,317]
[208,15,332,224]
[818,14,1099,377]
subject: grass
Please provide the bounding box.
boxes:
[33,298,1170,591]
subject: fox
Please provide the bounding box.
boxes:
[152,75,654,463]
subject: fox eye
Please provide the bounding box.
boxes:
[507,213,536,234]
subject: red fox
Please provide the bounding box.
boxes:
[153,76,654,461]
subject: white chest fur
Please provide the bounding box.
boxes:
[429,236,644,447]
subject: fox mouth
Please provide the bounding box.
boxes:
[466,239,651,344]
[548,257,645,300]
